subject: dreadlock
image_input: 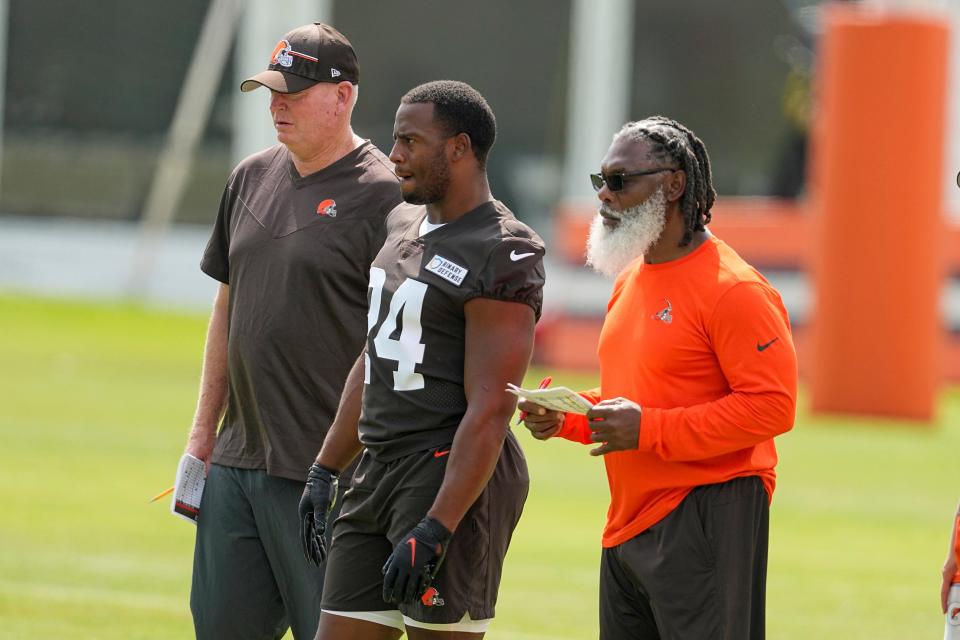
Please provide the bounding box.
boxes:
[614,116,716,247]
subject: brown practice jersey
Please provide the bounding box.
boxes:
[201,142,401,481]
[358,200,545,460]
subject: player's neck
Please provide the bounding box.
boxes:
[424,176,492,224]
[645,228,711,264]
[288,128,361,177]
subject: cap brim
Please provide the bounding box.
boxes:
[240,70,317,94]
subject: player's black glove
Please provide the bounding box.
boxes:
[298,462,339,566]
[382,516,453,605]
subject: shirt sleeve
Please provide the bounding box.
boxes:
[199,184,233,284]
[554,387,603,444]
[467,236,546,320]
[637,281,798,461]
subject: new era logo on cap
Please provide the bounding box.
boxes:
[240,23,359,94]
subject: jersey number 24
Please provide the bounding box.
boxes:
[365,266,427,391]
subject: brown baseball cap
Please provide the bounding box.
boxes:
[240,23,359,93]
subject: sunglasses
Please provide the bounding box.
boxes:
[589,168,677,192]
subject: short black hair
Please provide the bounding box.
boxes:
[615,116,716,247]
[401,80,496,168]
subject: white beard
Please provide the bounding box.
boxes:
[585,186,668,278]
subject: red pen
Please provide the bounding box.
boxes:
[516,376,553,424]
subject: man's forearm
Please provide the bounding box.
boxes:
[427,410,507,532]
[315,354,366,472]
[191,284,229,436]
[639,388,795,461]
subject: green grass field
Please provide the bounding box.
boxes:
[1,293,958,638]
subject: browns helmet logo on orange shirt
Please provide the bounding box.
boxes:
[316,199,338,217]
[653,299,673,324]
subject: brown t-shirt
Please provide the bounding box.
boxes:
[201,142,401,481]
[359,200,545,461]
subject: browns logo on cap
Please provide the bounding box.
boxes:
[270,39,319,68]
[240,23,359,94]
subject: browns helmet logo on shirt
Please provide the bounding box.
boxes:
[316,199,338,217]
[653,299,673,324]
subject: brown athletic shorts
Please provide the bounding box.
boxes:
[321,431,529,625]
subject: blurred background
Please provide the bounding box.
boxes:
[0,0,854,287]
[2,0,960,638]
[0,0,817,223]
[1,0,958,383]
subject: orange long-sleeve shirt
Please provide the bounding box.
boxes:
[556,236,798,548]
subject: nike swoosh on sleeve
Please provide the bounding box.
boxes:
[757,337,779,351]
[509,250,536,261]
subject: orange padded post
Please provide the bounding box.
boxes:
[809,6,948,420]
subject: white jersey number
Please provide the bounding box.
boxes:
[365,267,427,391]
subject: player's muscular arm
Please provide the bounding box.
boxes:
[185,283,229,470]
[427,298,536,532]
[314,353,366,472]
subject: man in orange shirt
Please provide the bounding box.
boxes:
[521,116,797,639]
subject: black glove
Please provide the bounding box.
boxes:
[381,516,453,605]
[298,462,339,566]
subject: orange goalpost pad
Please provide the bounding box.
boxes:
[808,5,949,420]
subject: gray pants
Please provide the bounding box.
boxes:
[190,464,343,640]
